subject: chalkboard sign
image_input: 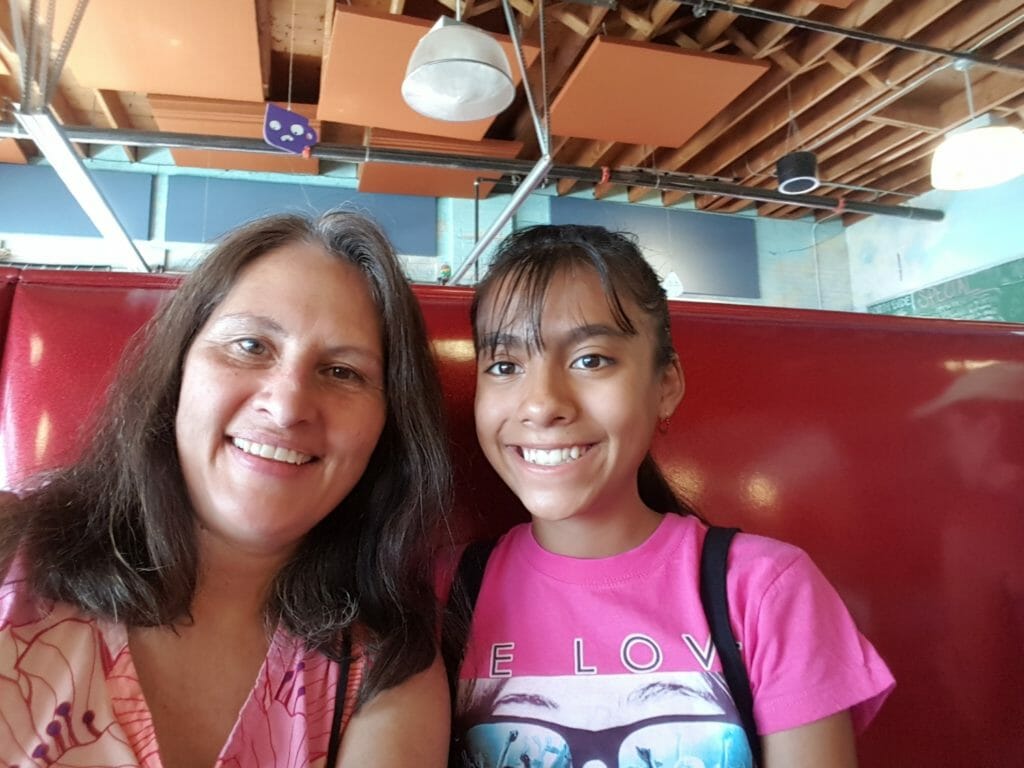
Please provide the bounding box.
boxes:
[868,256,1024,323]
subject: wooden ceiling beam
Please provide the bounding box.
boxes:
[256,0,272,98]
[94,89,137,162]
[823,49,888,91]
[700,1,1021,198]
[867,99,946,132]
[938,69,1024,125]
[693,0,754,48]
[656,0,898,206]
[750,0,817,57]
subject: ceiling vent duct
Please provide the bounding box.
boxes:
[776,150,820,195]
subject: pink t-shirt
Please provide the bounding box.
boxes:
[0,562,361,767]
[453,515,893,767]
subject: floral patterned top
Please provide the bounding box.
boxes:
[0,561,362,767]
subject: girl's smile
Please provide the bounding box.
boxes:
[474,265,684,556]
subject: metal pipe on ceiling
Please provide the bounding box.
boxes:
[0,123,944,222]
[674,1,1024,76]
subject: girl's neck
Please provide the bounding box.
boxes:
[531,504,664,558]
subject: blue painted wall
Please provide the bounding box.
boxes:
[164,176,437,256]
[551,196,760,298]
[0,164,152,240]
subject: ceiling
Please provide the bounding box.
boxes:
[1,0,1023,225]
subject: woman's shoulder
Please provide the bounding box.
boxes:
[0,554,55,629]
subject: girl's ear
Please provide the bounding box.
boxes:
[658,356,686,419]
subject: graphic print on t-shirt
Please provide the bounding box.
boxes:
[453,671,753,768]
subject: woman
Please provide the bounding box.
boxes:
[0,211,451,766]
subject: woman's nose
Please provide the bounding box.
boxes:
[253,368,316,427]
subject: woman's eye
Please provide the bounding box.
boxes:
[326,365,362,382]
[571,354,610,370]
[485,360,520,376]
[236,338,266,355]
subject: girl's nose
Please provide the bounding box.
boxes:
[517,365,576,426]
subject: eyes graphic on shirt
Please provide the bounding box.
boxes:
[457,715,752,768]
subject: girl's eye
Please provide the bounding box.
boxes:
[571,354,611,370]
[484,360,521,376]
[236,338,266,355]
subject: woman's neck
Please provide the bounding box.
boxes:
[188,529,294,628]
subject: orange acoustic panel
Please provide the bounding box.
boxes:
[150,96,319,175]
[319,7,539,142]
[58,0,263,101]
[359,129,522,198]
[0,139,28,164]
[550,37,769,148]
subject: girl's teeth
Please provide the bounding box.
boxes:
[232,437,312,465]
[522,446,587,466]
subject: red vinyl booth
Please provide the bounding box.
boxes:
[1,267,1022,765]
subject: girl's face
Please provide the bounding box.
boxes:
[474,266,684,547]
[175,242,388,559]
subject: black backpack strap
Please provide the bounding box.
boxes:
[326,630,353,767]
[700,526,762,767]
[441,538,498,705]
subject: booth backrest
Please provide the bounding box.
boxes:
[1,268,1022,766]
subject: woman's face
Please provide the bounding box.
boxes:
[175,241,387,558]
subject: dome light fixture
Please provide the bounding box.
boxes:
[931,113,1024,191]
[401,17,514,122]
[776,150,820,195]
[931,59,1024,191]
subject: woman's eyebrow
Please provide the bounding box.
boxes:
[210,313,284,334]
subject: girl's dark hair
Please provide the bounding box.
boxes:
[470,223,697,518]
[0,211,451,702]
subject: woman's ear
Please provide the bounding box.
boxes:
[658,355,685,419]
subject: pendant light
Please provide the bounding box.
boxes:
[776,89,820,195]
[401,2,514,123]
[777,150,820,195]
[931,60,1024,191]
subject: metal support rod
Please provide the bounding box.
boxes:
[501,0,548,155]
[673,1,1024,76]
[13,111,149,272]
[450,154,553,285]
[447,0,553,285]
[0,122,944,222]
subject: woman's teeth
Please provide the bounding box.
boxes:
[232,437,312,465]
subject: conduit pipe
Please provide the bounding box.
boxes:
[0,123,945,223]
[675,0,1024,76]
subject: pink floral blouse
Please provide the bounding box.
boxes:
[0,563,362,767]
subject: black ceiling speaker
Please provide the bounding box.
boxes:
[776,150,820,195]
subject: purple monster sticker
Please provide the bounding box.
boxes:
[263,103,318,157]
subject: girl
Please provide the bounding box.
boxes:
[447,224,894,768]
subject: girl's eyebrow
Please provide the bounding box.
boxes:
[564,323,630,345]
[479,330,524,351]
[479,324,629,354]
